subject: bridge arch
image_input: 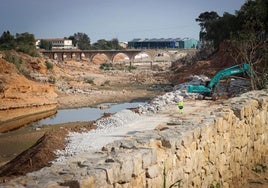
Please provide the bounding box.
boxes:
[132,52,152,63]
[90,53,110,63]
[142,49,173,62]
[111,52,129,63]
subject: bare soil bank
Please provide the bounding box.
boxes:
[0,121,97,183]
[0,104,57,133]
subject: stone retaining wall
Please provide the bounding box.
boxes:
[2,90,268,188]
[78,90,268,188]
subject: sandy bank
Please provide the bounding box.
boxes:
[0,103,57,133]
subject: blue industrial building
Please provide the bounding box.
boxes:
[128,38,198,49]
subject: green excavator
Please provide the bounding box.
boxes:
[187,62,251,99]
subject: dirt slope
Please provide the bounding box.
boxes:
[170,43,239,84]
[0,58,57,110]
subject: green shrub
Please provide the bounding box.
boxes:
[45,61,54,70]
[127,65,137,72]
[17,44,39,57]
[18,67,30,77]
[210,182,222,188]
[99,63,111,70]
[48,77,56,84]
[85,77,95,84]
[4,51,23,70]
[252,163,267,173]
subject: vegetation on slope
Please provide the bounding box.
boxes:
[0,31,38,57]
[196,0,267,89]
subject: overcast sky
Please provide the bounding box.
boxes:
[1,0,246,42]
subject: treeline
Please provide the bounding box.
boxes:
[0,31,122,55]
[196,0,267,89]
[0,31,38,56]
[68,32,123,50]
[40,32,123,50]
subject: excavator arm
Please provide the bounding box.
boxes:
[207,63,250,89]
[187,62,251,96]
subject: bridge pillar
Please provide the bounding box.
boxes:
[53,53,57,60]
[71,52,82,61]
[53,52,64,61]
[125,51,141,66]
[89,53,97,62]
[64,52,72,60]
[83,52,97,62]
[104,51,115,63]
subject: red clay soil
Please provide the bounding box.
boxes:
[170,43,239,84]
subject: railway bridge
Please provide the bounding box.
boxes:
[41,49,181,64]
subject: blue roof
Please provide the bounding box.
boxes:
[128,38,183,42]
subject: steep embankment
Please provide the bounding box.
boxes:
[0,53,58,132]
[170,43,240,84]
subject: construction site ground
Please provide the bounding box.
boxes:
[0,50,267,187]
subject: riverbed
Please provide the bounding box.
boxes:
[0,101,146,164]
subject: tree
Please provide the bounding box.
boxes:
[0,31,38,56]
[195,11,220,44]
[91,39,108,50]
[69,32,91,50]
[110,38,122,50]
[210,13,238,48]
[196,11,240,49]
[15,32,38,56]
[229,32,267,89]
[196,0,268,89]
[39,40,52,50]
[0,31,15,50]
[230,0,268,89]
[236,0,268,34]
[91,38,123,50]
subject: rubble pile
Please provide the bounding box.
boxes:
[138,75,209,114]
[94,109,141,129]
[139,74,251,114]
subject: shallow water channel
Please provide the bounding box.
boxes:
[32,101,146,127]
[0,101,147,163]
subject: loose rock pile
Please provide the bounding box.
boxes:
[95,109,141,129]
[54,110,143,162]
[139,74,251,114]
[138,75,209,114]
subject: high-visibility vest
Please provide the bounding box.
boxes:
[178,101,183,107]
